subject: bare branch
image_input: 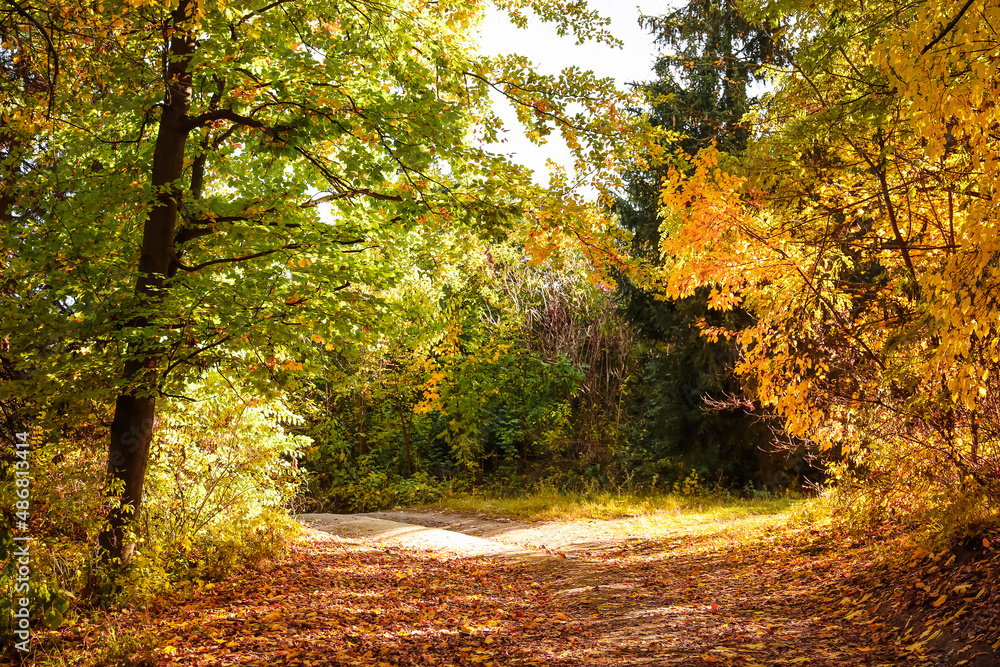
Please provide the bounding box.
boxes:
[175,244,299,273]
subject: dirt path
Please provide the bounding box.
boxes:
[29,509,992,665]
[299,510,912,666]
[364,510,636,553]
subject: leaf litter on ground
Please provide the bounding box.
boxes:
[20,500,1000,666]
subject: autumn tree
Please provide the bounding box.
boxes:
[0,0,643,564]
[657,0,1000,524]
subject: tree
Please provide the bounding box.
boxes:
[656,0,1000,524]
[0,0,644,563]
[614,0,786,488]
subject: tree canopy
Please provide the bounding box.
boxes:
[656,0,1000,516]
[1,0,645,562]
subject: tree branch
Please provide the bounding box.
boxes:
[184,108,267,132]
[292,146,403,202]
[301,192,358,207]
[921,0,976,56]
[174,224,216,245]
[162,334,234,378]
[175,244,299,273]
[6,0,58,116]
[234,0,297,27]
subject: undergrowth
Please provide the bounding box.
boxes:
[1,375,305,662]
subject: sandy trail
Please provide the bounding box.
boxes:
[298,510,904,665]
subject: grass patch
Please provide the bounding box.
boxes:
[419,488,840,556]
[423,488,810,523]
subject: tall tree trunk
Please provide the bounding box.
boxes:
[98,3,194,565]
[395,398,413,476]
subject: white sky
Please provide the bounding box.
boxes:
[475,0,670,185]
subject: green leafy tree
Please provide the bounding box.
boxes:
[0,0,643,564]
[299,236,637,503]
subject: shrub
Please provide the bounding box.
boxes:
[143,373,307,580]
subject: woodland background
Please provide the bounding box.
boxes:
[2,0,999,651]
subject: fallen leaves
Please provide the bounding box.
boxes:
[33,532,598,667]
[21,515,1000,666]
[852,529,1000,664]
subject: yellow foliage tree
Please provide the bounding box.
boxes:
[655,0,1000,525]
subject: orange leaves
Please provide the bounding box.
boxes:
[129,533,568,666]
[706,285,742,312]
[656,145,767,303]
[643,0,1000,498]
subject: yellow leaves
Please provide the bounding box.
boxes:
[931,595,948,607]
[656,145,766,303]
[414,368,445,415]
[707,285,742,312]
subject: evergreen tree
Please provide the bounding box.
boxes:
[616,0,788,489]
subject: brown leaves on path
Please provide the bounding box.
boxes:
[518,530,904,666]
[42,531,592,666]
[27,513,1000,666]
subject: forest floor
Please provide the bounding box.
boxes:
[26,502,1000,666]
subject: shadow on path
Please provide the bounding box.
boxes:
[300,511,913,666]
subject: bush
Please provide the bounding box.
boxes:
[2,427,105,649]
[1,373,306,656]
[142,373,307,580]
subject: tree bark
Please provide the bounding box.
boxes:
[98,2,195,565]
[395,398,413,476]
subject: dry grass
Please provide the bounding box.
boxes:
[422,488,834,551]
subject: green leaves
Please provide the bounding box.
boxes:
[1,0,654,583]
